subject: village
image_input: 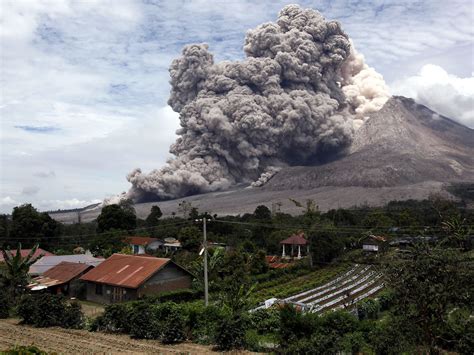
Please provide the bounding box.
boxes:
[1,197,472,353]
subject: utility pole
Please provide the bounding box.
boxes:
[203,217,208,307]
[196,217,209,306]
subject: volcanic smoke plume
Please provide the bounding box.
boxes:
[126,4,389,202]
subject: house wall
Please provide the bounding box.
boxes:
[138,263,192,297]
[130,244,146,254]
[85,282,138,304]
[363,244,379,252]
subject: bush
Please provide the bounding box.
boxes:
[89,303,131,332]
[215,313,246,350]
[143,289,201,304]
[0,288,11,318]
[187,303,224,344]
[160,303,186,344]
[249,308,279,334]
[17,294,83,328]
[128,302,160,339]
[357,299,380,320]
[2,345,48,355]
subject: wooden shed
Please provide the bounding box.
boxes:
[80,254,193,304]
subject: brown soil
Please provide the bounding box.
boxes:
[0,318,220,354]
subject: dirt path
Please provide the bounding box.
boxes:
[0,319,218,354]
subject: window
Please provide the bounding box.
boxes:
[95,283,103,295]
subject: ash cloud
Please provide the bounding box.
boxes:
[126,5,389,202]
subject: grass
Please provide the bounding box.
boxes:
[251,262,352,304]
[78,300,104,318]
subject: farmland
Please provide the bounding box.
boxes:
[0,319,216,354]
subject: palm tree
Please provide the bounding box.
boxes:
[1,243,43,300]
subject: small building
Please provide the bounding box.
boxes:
[162,237,182,253]
[80,254,193,304]
[29,252,104,276]
[124,236,160,254]
[362,235,387,252]
[0,248,54,263]
[280,232,309,259]
[28,261,93,297]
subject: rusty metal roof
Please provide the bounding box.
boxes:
[280,232,308,245]
[80,254,171,289]
[28,262,93,290]
[123,236,158,246]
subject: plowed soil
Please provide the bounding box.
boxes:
[0,319,217,354]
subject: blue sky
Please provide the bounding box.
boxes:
[1,0,473,213]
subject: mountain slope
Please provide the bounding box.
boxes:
[263,96,474,190]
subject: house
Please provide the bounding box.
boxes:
[0,248,54,263]
[362,235,387,252]
[80,254,193,304]
[28,261,93,297]
[123,236,160,254]
[29,252,104,276]
[162,237,182,253]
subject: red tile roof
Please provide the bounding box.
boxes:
[123,236,158,246]
[80,254,172,289]
[0,248,54,262]
[280,232,308,245]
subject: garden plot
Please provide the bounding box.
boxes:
[284,264,384,313]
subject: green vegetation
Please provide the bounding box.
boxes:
[2,345,49,355]
[17,294,84,329]
[0,197,472,352]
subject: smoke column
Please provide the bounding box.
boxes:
[126,4,389,202]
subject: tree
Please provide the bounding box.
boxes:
[96,204,136,233]
[1,244,43,302]
[0,214,9,246]
[9,204,60,249]
[384,243,474,352]
[253,205,271,220]
[145,205,162,227]
[178,226,201,252]
[249,250,268,274]
[178,200,193,219]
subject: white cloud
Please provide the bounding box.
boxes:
[391,65,474,128]
[0,196,19,209]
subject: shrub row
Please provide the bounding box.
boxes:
[17,294,83,328]
[90,300,278,350]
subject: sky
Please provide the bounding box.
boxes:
[0,0,473,213]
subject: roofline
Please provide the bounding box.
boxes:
[81,255,193,288]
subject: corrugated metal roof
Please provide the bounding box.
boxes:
[123,236,158,246]
[43,261,92,283]
[280,232,308,245]
[28,262,93,289]
[0,248,54,262]
[80,254,171,289]
[29,254,104,275]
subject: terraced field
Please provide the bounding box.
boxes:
[284,264,384,313]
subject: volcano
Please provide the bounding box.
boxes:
[263,96,474,191]
[50,96,474,223]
